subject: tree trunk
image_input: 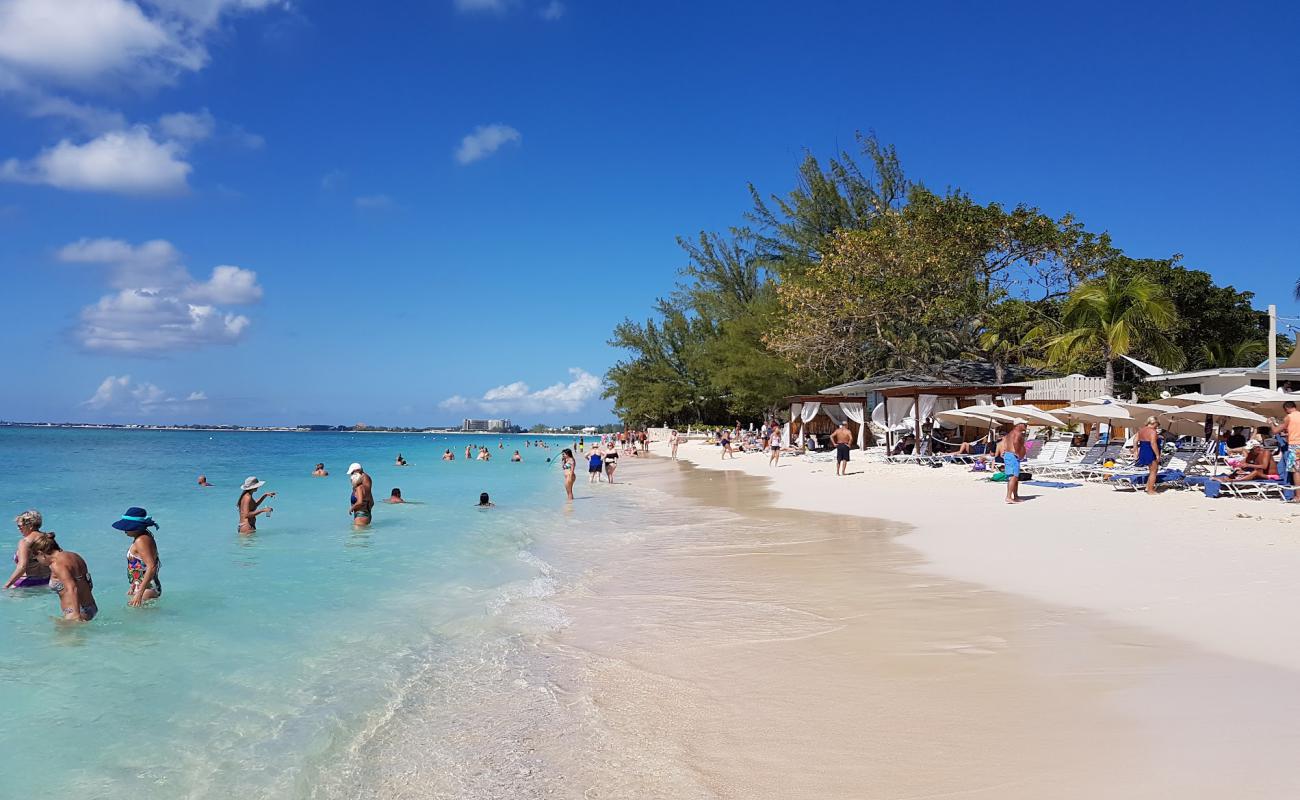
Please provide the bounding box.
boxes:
[1104,355,1115,398]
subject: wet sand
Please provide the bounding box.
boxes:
[543,456,1300,799]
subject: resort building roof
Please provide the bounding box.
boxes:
[817,359,1044,397]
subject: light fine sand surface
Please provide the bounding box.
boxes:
[543,441,1300,799]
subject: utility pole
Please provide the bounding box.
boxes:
[1269,304,1278,390]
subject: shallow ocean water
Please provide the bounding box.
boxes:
[0,428,606,799]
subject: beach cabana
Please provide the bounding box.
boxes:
[782,395,874,449]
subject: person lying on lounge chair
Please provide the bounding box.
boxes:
[1222,443,1276,482]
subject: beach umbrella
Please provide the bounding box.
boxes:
[999,405,1067,428]
[1158,401,1268,427]
[1221,386,1293,418]
[1162,392,1222,406]
[934,406,1003,429]
[1057,404,1136,424]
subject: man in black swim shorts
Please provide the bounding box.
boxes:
[831,422,854,476]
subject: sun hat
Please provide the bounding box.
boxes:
[112,507,159,532]
[241,476,266,492]
[347,462,363,474]
[1013,419,1028,426]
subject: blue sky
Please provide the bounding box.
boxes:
[1,0,1297,426]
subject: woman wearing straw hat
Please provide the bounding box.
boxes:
[114,507,161,607]
[237,476,276,534]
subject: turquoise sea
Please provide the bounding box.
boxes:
[0,428,611,799]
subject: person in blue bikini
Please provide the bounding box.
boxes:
[1133,416,1162,495]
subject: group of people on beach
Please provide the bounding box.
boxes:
[554,432,650,499]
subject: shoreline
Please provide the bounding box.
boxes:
[538,447,1300,798]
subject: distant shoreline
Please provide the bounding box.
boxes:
[0,423,605,435]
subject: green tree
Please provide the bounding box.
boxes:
[604,304,722,426]
[1198,340,1267,368]
[1044,273,1182,396]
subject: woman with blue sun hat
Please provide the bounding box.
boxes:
[113,507,161,607]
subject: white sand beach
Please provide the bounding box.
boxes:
[543,441,1300,799]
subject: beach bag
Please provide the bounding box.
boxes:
[990,472,1008,482]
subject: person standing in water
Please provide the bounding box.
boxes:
[670,430,680,460]
[30,534,97,622]
[5,509,52,588]
[348,464,374,527]
[1133,416,1161,495]
[560,448,577,500]
[237,476,276,534]
[114,507,161,607]
[312,463,329,476]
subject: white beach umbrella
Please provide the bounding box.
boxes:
[1162,392,1223,406]
[999,405,1067,428]
[1158,401,1268,427]
[1221,386,1293,417]
[1057,404,1136,425]
[934,407,1003,429]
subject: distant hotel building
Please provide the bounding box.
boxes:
[461,418,512,432]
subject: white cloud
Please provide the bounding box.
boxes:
[83,374,208,413]
[157,108,215,142]
[25,94,127,133]
[454,0,509,12]
[58,237,263,353]
[540,1,564,20]
[354,193,394,210]
[0,0,283,91]
[440,368,601,415]
[455,123,521,165]
[1,126,191,194]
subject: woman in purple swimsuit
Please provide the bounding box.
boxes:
[4,510,52,589]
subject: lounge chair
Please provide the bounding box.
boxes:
[1035,443,1109,479]
[1109,452,1201,491]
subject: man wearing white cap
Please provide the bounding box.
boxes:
[238,476,276,534]
[1003,421,1028,504]
[347,463,374,526]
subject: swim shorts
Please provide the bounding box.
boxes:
[1003,453,1021,477]
[836,444,850,462]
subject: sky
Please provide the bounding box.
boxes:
[1,0,1297,426]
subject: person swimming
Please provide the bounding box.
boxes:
[511,450,522,462]
[395,453,408,466]
[4,509,52,589]
[30,534,97,622]
[312,463,329,476]
[197,475,213,487]
[387,488,406,504]
[443,449,455,461]
[114,507,161,607]
[477,492,495,508]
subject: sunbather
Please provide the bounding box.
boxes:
[1222,443,1276,482]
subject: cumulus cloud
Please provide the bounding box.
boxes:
[455,123,521,165]
[83,374,208,413]
[0,0,282,91]
[0,126,192,194]
[58,237,263,353]
[440,368,602,415]
[157,108,215,142]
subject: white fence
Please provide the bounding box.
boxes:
[1022,374,1108,402]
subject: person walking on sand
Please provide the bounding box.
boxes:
[1133,416,1161,495]
[768,422,783,467]
[721,429,735,460]
[560,448,577,500]
[1003,421,1028,504]
[237,476,275,534]
[604,444,619,484]
[587,445,604,484]
[114,507,161,607]
[831,422,854,476]
[670,429,680,460]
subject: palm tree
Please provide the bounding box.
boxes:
[1198,340,1267,369]
[1045,273,1182,396]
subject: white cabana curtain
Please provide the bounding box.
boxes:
[823,404,848,425]
[781,422,791,448]
[799,402,820,446]
[917,394,939,423]
[885,398,914,427]
[840,402,866,447]
[871,402,887,428]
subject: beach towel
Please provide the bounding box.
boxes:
[1023,480,1082,489]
